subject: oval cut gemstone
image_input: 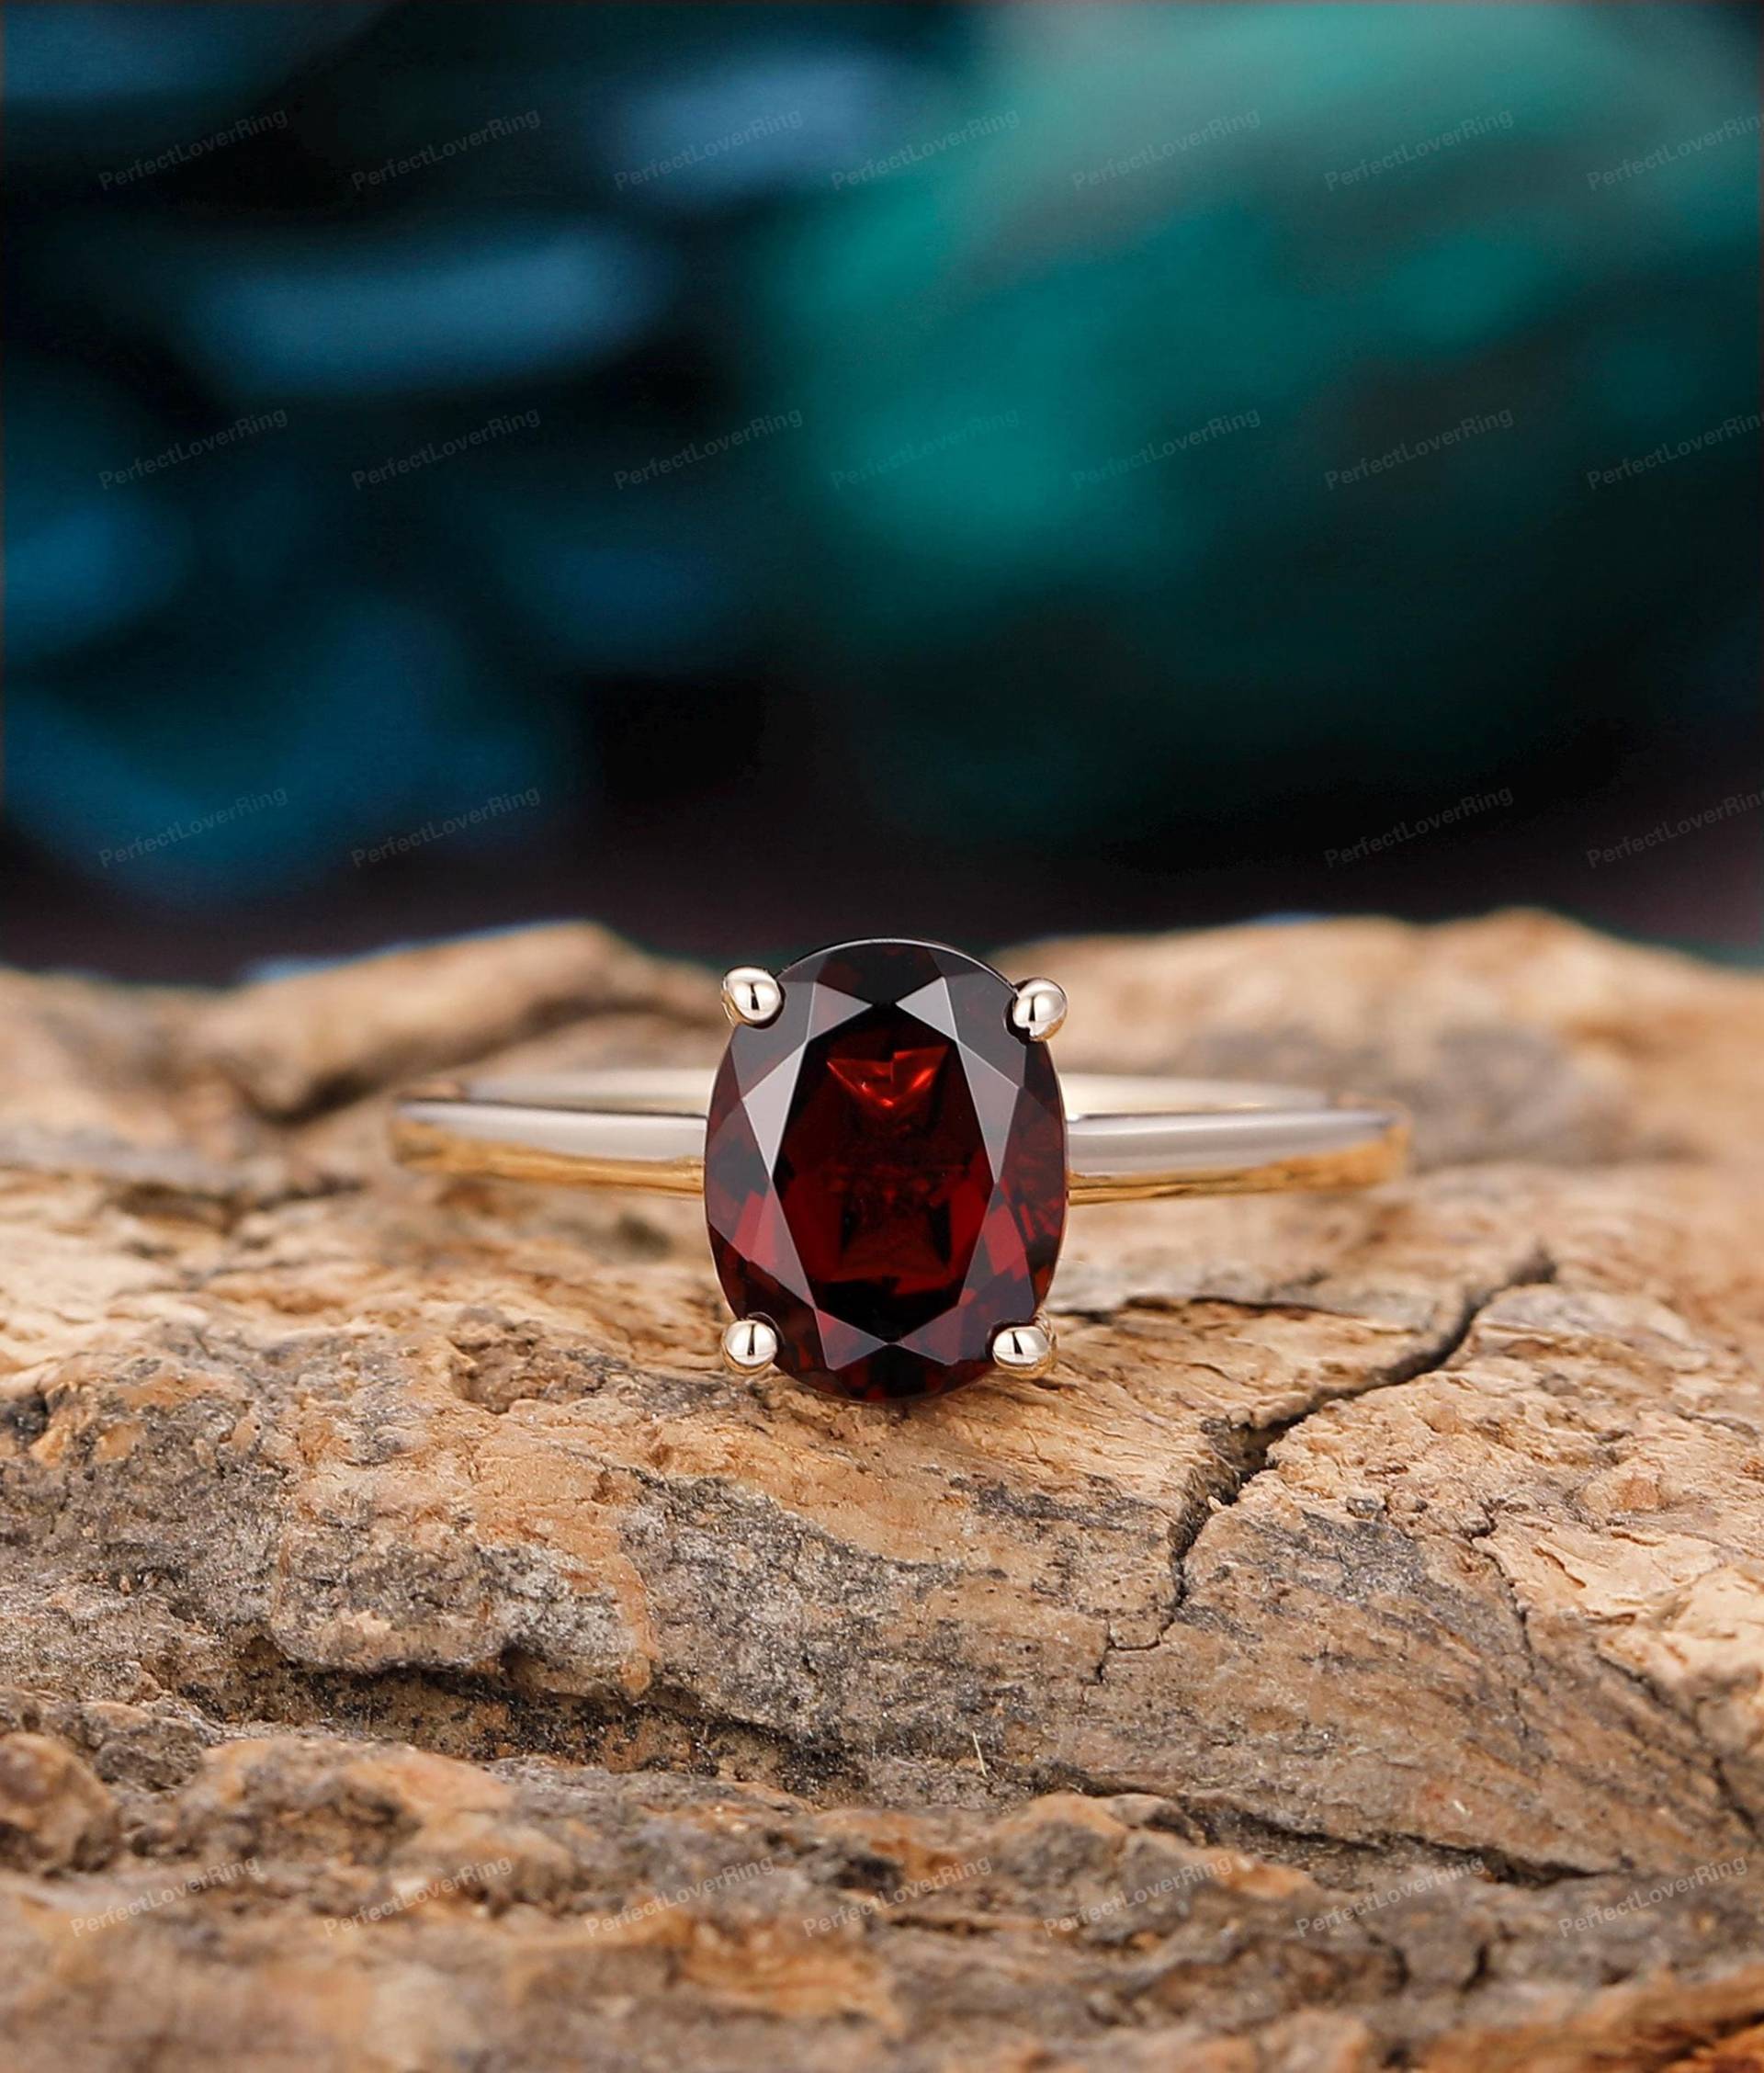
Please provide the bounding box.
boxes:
[705,939,1067,1401]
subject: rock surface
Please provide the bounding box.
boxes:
[1,911,1761,2071]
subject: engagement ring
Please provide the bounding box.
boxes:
[392,938,1408,1401]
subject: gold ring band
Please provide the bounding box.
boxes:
[392,1070,1409,1205]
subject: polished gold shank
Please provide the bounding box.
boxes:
[391,1070,1408,1204]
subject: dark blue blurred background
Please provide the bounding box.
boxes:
[5,1,1759,979]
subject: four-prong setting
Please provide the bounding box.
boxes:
[721,966,783,1028]
[1009,977,1068,1044]
[707,939,1067,1399]
[990,1317,1057,1380]
[721,1315,779,1376]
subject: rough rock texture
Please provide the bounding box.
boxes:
[2,911,1762,2071]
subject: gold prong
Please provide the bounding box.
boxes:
[721,1316,779,1374]
[990,1317,1057,1379]
[721,967,783,1028]
[1009,978,1067,1043]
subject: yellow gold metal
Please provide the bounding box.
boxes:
[1009,978,1068,1043]
[991,1318,1057,1377]
[391,1070,1408,1203]
[721,966,782,1028]
[721,1317,779,1374]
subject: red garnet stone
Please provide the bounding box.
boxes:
[705,939,1067,1401]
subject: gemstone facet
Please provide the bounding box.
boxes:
[705,939,1068,1401]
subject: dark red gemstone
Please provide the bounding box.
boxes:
[705,940,1067,1401]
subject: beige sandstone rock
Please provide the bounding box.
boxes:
[0,911,1760,2069]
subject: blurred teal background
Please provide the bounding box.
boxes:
[3,2,1759,976]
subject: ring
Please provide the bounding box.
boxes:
[391,937,1409,1403]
